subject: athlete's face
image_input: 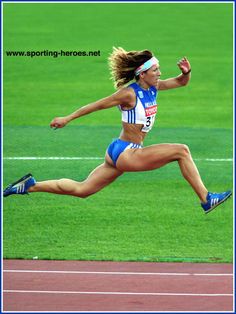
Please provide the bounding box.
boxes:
[141,64,161,87]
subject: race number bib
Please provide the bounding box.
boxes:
[142,105,157,132]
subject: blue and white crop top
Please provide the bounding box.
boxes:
[119,82,158,133]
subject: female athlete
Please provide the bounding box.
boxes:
[3,47,231,213]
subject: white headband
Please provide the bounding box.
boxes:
[135,56,159,76]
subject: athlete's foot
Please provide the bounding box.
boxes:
[3,173,36,197]
[201,191,232,214]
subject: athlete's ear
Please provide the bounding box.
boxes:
[139,72,145,79]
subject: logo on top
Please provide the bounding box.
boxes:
[138,91,144,98]
[145,105,157,117]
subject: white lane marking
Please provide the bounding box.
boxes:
[3,290,233,297]
[3,269,233,276]
[3,157,103,160]
[197,158,233,162]
[3,157,233,161]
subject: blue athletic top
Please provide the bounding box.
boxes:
[119,82,158,132]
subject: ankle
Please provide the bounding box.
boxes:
[200,191,209,203]
[28,183,37,192]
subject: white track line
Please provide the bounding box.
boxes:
[3,157,103,160]
[3,290,233,297]
[3,269,233,276]
[3,157,233,161]
[196,158,233,162]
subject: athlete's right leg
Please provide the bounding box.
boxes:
[116,143,232,213]
[116,143,208,203]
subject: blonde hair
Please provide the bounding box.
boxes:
[108,47,153,89]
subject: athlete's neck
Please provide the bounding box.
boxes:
[136,81,150,90]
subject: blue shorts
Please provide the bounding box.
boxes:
[107,138,142,166]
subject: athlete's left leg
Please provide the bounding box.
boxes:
[28,161,123,198]
[4,154,123,198]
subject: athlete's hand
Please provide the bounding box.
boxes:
[50,117,68,129]
[177,57,191,74]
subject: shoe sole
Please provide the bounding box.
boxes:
[205,192,232,214]
[3,173,33,197]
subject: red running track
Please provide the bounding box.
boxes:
[3,259,234,312]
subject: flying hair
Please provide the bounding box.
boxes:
[108,47,154,89]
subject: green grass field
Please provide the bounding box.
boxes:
[3,3,233,262]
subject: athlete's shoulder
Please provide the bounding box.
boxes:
[127,82,140,93]
[113,86,136,108]
[115,85,135,98]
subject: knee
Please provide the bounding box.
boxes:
[75,185,94,198]
[79,192,92,199]
[178,144,191,158]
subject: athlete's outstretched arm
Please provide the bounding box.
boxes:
[50,88,134,129]
[157,57,191,91]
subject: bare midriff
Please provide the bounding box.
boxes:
[119,122,147,145]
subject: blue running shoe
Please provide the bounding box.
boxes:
[3,173,36,197]
[201,191,232,214]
